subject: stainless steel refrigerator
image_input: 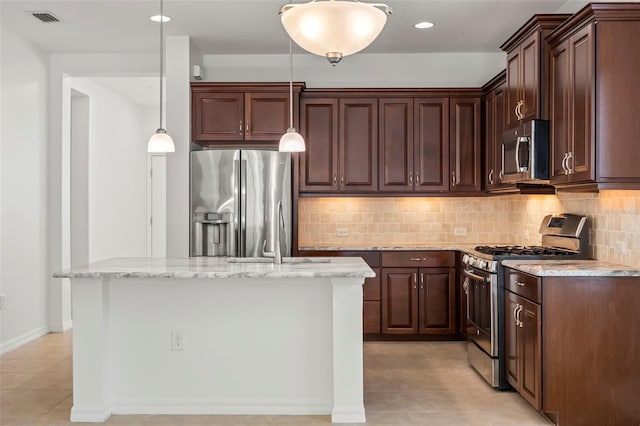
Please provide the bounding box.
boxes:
[190,150,291,257]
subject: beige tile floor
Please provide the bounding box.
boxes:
[0,332,551,425]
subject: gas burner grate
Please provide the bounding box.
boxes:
[474,245,576,256]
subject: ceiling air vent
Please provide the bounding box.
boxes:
[30,11,60,23]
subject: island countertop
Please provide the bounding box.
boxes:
[502,259,640,277]
[54,256,376,279]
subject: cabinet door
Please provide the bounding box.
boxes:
[339,99,378,192]
[299,98,339,192]
[520,32,540,122]
[505,291,521,389]
[549,40,570,183]
[506,48,521,130]
[520,297,542,410]
[379,99,414,191]
[418,268,455,334]
[414,98,450,192]
[567,24,594,183]
[450,97,482,192]
[484,92,495,190]
[245,92,291,141]
[382,268,418,334]
[192,92,244,141]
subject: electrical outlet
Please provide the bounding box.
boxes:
[454,227,467,236]
[336,228,349,237]
[0,294,5,310]
[171,330,184,351]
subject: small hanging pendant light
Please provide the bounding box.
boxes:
[279,39,305,152]
[148,0,175,153]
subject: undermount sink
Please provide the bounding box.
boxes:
[227,257,331,264]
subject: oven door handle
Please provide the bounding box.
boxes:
[462,268,489,283]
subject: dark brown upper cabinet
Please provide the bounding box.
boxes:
[483,72,518,193]
[547,4,640,190]
[378,98,449,192]
[501,15,571,131]
[191,83,303,146]
[299,96,378,193]
[450,97,482,193]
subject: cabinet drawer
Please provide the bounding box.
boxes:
[505,268,541,303]
[382,251,455,268]
[363,269,381,301]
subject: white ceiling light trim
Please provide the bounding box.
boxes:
[150,14,171,23]
[280,0,392,65]
[414,21,434,29]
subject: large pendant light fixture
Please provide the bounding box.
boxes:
[278,39,305,152]
[147,0,175,153]
[280,0,392,65]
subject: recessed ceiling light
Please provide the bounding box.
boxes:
[150,15,171,23]
[414,21,434,29]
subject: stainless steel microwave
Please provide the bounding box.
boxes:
[501,119,549,184]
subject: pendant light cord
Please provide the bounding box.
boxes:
[159,0,165,130]
[289,38,293,129]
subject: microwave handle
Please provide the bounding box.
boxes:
[515,137,522,172]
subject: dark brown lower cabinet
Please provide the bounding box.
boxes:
[504,267,640,425]
[505,290,541,410]
[382,267,455,335]
[363,268,381,334]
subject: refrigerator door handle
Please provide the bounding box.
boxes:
[239,159,247,257]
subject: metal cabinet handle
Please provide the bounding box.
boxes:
[566,151,573,174]
[333,174,337,185]
[561,152,569,175]
[516,304,524,328]
[413,273,417,289]
[420,272,424,289]
[514,304,523,327]
[239,121,243,133]
[341,175,344,184]
[515,281,526,287]
[245,121,250,135]
[515,100,525,120]
[409,173,413,186]
[451,171,456,187]
[499,169,504,181]
[488,169,494,185]
[415,173,419,184]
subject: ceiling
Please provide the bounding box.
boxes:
[1,0,606,56]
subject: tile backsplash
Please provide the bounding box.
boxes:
[298,190,640,267]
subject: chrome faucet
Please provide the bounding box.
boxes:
[263,201,285,264]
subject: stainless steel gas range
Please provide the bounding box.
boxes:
[462,213,588,389]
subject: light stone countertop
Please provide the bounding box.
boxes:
[54,257,376,279]
[502,259,640,277]
[298,244,491,252]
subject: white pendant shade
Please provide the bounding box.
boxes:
[281,0,390,64]
[279,128,306,152]
[148,129,175,153]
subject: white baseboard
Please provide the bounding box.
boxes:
[111,399,332,416]
[62,319,73,331]
[332,406,367,423]
[70,406,111,422]
[0,325,49,355]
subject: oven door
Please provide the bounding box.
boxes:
[463,267,498,357]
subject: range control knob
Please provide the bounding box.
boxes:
[462,254,469,264]
[478,260,487,270]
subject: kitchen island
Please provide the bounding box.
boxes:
[55,257,375,423]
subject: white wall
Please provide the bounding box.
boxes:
[0,28,50,352]
[202,52,506,87]
[68,78,149,262]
